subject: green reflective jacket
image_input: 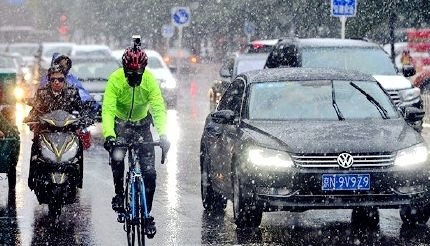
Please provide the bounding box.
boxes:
[102,68,167,138]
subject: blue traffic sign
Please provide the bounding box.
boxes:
[162,24,174,38]
[331,0,357,17]
[171,7,191,27]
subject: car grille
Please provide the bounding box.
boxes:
[386,89,401,105]
[291,152,395,168]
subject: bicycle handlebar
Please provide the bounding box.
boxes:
[113,140,167,164]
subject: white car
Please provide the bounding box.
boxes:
[70,44,113,58]
[40,42,75,69]
[145,49,177,108]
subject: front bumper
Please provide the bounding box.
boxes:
[241,165,430,211]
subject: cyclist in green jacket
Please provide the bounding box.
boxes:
[102,44,170,237]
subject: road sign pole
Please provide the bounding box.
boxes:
[177,26,183,75]
[340,16,346,39]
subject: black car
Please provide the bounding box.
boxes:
[264,38,422,111]
[200,67,430,228]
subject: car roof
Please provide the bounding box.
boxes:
[277,38,381,48]
[243,67,377,83]
[70,55,119,63]
[71,44,110,51]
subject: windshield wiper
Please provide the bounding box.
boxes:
[349,82,389,119]
[332,81,345,121]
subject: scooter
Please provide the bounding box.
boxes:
[26,109,90,218]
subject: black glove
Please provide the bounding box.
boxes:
[159,135,170,164]
[104,136,116,152]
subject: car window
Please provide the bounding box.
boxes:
[217,78,245,114]
[147,56,164,69]
[248,80,399,120]
[236,58,266,75]
[301,47,397,75]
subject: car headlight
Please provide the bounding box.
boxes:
[14,87,25,100]
[247,147,293,168]
[399,87,420,105]
[159,78,176,89]
[41,139,79,163]
[394,143,428,167]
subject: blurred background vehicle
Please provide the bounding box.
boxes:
[146,49,178,108]
[163,47,199,74]
[244,39,278,53]
[70,44,113,58]
[69,56,121,108]
[0,54,19,106]
[208,52,269,111]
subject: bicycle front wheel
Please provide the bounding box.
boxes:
[125,174,137,246]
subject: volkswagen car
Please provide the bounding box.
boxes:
[200,67,430,229]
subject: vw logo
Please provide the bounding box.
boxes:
[337,153,354,168]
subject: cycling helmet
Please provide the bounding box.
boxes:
[122,46,148,71]
[52,53,72,74]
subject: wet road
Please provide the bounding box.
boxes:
[1,64,430,245]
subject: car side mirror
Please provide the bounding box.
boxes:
[402,66,416,77]
[211,110,235,124]
[168,65,177,74]
[219,67,232,79]
[403,106,425,122]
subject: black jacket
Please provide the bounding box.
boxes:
[27,85,86,121]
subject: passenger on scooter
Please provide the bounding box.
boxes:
[102,42,170,236]
[39,53,99,149]
[24,64,89,190]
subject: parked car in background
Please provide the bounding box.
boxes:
[40,42,75,69]
[111,49,123,63]
[70,44,113,58]
[208,52,268,111]
[69,56,121,107]
[200,67,429,229]
[146,49,178,108]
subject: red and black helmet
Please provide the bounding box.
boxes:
[122,46,148,71]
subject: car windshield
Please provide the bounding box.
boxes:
[0,56,15,68]
[236,58,266,75]
[70,60,120,80]
[74,50,111,57]
[147,56,164,69]
[43,46,73,57]
[248,80,399,120]
[301,47,397,75]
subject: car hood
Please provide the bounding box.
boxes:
[243,119,422,154]
[372,75,413,90]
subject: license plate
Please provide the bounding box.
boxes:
[322,174,370,191]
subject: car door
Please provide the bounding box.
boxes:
[206,78,246,193]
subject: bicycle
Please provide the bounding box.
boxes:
[113,138,166,246]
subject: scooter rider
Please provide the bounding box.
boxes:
[39,53,99,149]
[102,38,170,236]
[25,64,89,190]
